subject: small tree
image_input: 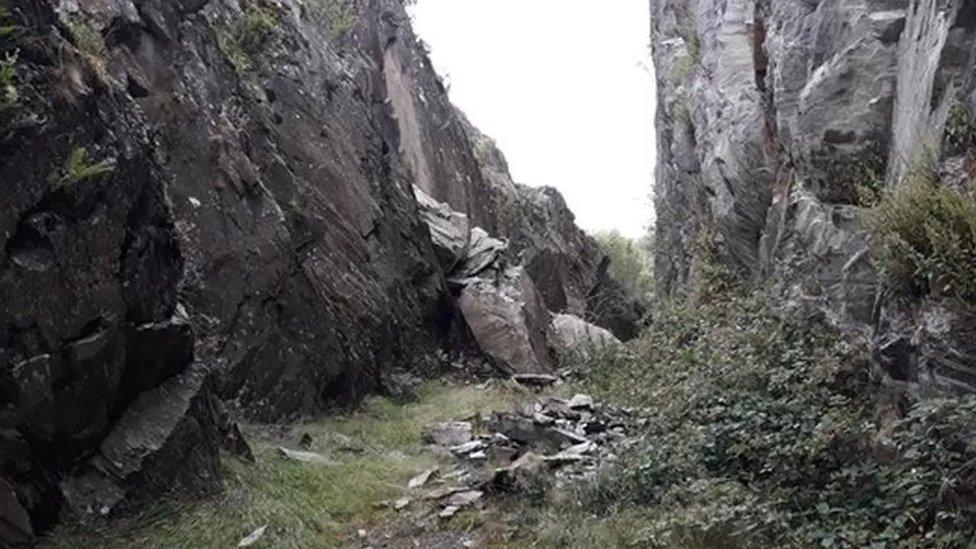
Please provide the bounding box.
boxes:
[593,230,654,300]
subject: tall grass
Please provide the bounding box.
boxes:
[865,158,976,302]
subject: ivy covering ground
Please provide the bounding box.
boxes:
[577,289,976,548]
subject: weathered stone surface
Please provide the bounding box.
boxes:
[511,373,560,388]
[651,0,976,392]
[277,447,330,465]
[386,38,644,340]
[425,422,474,447]
[458,267,555,374]
[550,314,624,359]
[0,479,33,548]
[460,119,645,339]
[414,186,472,272]
[0,0,642,541]
[59,364,220,519]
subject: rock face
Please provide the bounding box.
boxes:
[650,0,976,392]
[0,0,640,540]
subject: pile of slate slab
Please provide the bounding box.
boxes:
[397,390,641,518]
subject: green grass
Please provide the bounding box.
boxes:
[0,49,18,110]
[47,381,533,548]
[51,146,115,188]
[0,5,18,40]
[865,156,976,302]
[307,0,358,39]
[216,2,278,74]
[65,15,112,82]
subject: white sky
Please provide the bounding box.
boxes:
[409,0,656,239]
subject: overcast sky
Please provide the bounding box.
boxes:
[409,0,656,239]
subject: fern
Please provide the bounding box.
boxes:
[53,146,116,188]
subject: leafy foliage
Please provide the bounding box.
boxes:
[0,4,19,41]
[52,146,116,188]
[865,157,976,302]
[945,104,976,154]
[0,48,17,110]
[216,1,278,73]
[819,144,887,205]
[307,0,358,39]
[581,288,976,547]
[593,230,654,300]
[66,15,112,82]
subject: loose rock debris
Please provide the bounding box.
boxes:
[402,393,638,520]
[277,446,331,465]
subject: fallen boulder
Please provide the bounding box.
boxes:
[550,313,624,360]
[457,267,555,374]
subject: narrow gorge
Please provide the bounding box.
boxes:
[1,0,976,547]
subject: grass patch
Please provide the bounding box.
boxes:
[50,146,116,188]
[0,5,18,40]
[65,15,112,83]
[307,0,358,39]
[865,156,976,302]
[0,48,18,111]
[47,381,534,548]
[494,505,658,548]
[216,1,278,73]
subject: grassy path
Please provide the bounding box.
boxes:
[48,379,626,548]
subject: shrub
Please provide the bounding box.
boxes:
[239,3,277,53]
[945,104,976,153]
[865,157,976,302]
[52,146,116,188]
[593,230,654,300]
[216,2,278,73]
[307,0,358,39]
[1,5,19,41]
[66,16,111,82]
[579,287,976,547]
[0,48,17,110]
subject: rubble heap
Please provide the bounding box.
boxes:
[394,391,640,519]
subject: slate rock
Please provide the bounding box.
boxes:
[425,422,474,447]
[457,267,555,374]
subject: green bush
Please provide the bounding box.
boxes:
[0,49,18,110]
[307,0,358,39]
[51,146,116,188]
[66,15,112,82]
[580,288,976,547]
[945,104,976,153]
[865,158,976,302]
[593,230,654,300]
[216,2,278,73]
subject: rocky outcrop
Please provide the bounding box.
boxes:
[381,16,644,339]
[0,0,640,541]
[415,187,625,375]
[459,118,645,339]
[650,0,976,392]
